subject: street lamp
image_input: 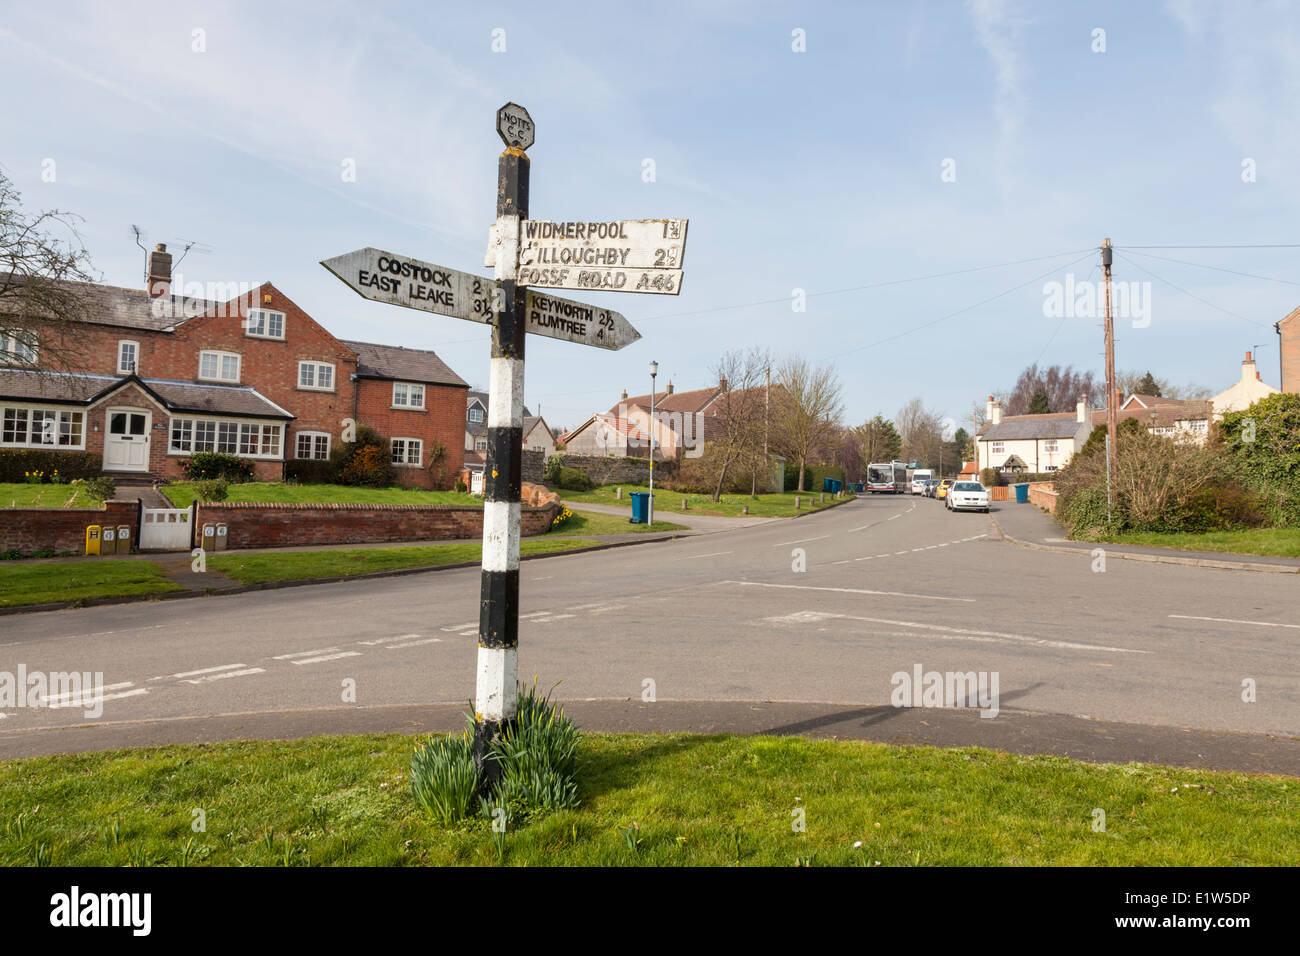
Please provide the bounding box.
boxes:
[648,360,658,527]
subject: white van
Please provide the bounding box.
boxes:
[909,469,933,494]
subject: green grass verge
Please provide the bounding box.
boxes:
[161,482,481,510]
[559,485,848,518]
[1092,527,1300,559]
[208,538,594,584]
[0,732,1293,866]
[0,560,183,608]
[558,509,687,534]
[0,483,101,509]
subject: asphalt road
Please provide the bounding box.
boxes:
[2,494,1297,764]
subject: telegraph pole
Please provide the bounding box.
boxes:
[1102,237,1116,520]
[474,109,532,772]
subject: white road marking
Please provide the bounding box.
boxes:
[153,664,249,680]
[357,634,424,645]
[285,652,361,665]
[682,551,733,560]
[180,667,266,684]
[833,560,852,565]
[1169,614,1300,630]
[42,682,139,706]
[384,637,443,649]
[440,623,478,632]
[722,581,974,603]
[772,535,829,547]
[765,610,1144,654]
[273,648,343,659]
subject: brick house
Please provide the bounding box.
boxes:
[0,245,468,488]
[1277,304,1300,393]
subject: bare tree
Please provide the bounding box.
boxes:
[1116,368,1212,401]
[703,347,770,501]
[895,397,946,468]
[1004,364,1102,416]
[771,355,844,492]
[0,172,95,373]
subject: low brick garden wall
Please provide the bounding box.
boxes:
[195,498,561,550]
[0,500,141,555]
[1027,481,1058,514]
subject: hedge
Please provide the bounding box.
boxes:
[0,449,102,482]
[784,463,844,492]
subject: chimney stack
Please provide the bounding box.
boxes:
[719,374,728,390]
[146,243,172,298]
[620,388,628,401]
[1243,351,1259,382]
[986,395,995,422]
[666,380,674,395]
[1076,395,1087,423]
[990,399,1002,425]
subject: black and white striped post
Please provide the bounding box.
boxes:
[473,104,533,770]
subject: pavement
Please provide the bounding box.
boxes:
[564,498,783,532]
[2,493,1297,772]
[991,499,1300,572]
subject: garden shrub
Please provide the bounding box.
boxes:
[556,466,591,492]
[182,452,254,482]
[334,425,396,488]
[72,477,117,503]
[0,450,101,482]
[544,453,567,485]
[191,478,229,502]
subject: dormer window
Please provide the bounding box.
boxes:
[468,405,485,423]
[245,309,285,340]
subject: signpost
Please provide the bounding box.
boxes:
[321,103,686,773]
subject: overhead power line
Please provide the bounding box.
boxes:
[1114,252,1270,328]
[1119,249,1300,287]
[1117,243,1300,250]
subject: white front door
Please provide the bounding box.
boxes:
[104,409,151,471]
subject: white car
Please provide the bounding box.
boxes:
[946,480,990,513]
[909,470,933,494]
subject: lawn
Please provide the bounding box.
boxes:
[0,560,183,608]
[0,732,1293,866]
[208,537,595,584]
[559,485,849,518]
[0,482,101,509]
[559,509,688,535]
[1095,527,1300,559]
[162,482,482,509]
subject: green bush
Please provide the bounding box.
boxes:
[284,458,338,484]
[0,450,101,483]
[784,463,844,492]
[544,453,567,485]
[1219,393,1300,526]
[455,479,468,493]
[72,477,117,503]
[556,466,591,492]
[183,452,254,482]
[191,478,229,502]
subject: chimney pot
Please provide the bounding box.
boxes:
[666,380,674,395]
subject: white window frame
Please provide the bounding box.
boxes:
[1,404,86,449]
[468,404,485,423]
[168,415,282,459]
[391,437,423,467]
[295,431,332,460]
[117,340,140,375]
[0,332,38,365]
[475,438,488,451]
[990,441,1005,455]
[297,361,335,392]
[244,308,286,340]
[198,350,241,383]
[392,382,426,410]
[1042,439,1059,453]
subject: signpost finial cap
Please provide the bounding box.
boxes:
[497,102,535,151]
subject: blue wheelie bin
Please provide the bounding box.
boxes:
[1014,483,1029,504]
[629,491,650,523]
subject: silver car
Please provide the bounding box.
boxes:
[946,480,990,513]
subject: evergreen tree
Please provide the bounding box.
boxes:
[1028,388,1051,414]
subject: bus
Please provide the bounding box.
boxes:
[866,460,908,493]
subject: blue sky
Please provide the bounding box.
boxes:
[3,0,1298,432]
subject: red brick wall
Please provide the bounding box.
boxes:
[0,500,140,554]
[194,501,559,550]
[1281,316,1299,394]
[1028,481,1058,514]
[355,380,468,489]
